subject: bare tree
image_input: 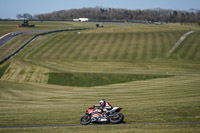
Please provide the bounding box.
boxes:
[33,7,200,23]
[16,14,23,19]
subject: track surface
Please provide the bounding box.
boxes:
[0,30,49,48]
[0,28,89,65]
[0,33,15,48]
[0,121,200,128]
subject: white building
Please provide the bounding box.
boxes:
[73,18,89,22]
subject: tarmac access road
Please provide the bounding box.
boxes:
[169,31,195,53]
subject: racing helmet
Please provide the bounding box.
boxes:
[99,99,106,107]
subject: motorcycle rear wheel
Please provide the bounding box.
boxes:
[109,113,124,124]
[80,115,91,125]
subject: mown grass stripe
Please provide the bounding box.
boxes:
[120,33,131,60]
[95,34,111,60]
[183,34,196,59]
[29,34,59,59]
[43,35,69,59]
[49,35,73,59]
[137,33,145,59]
[67,34,87,59]
[58,35,79,59]
[142,33,149,60]
[112,33,124,60]
[117,33,129,60]
[164,32,172,54]
[70,34,91,59]
[34,34,61,59]
[124,33,133,60]
[167,31,183,55]
[0,63,9,78]
[187,33,200,60]
[151,32,158,59]
[103,33,118,60]
[131,33,141,60]
[178,34,194,59]
[16,66,27,82]
[56,35,77,59]
[56,35,79,59]
[193,33,200,60]
[80,34,99,60]
[10,64,23,81]
[90,34,108,60]
[156,32,162,59]
[86,34,102,60]
[76,34,95,60]
[0,63,12,80]
[195,44,200,59]
[87,34,104,60]
[97,34,113,60]
[146,33,153,60]
[160,32,167,58]
[22,31,198,62]
[37,34,63,59]
[106,33,119,60]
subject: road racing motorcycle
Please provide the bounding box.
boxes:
[80,106,124,125]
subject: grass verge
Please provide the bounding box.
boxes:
[48,72,172,87]
[0,63,9,78]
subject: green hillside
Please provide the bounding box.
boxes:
[171,31,200,60]
[0,22,200,132]
[24,31,185,61]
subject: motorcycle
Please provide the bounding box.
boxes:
[80,106,124,125]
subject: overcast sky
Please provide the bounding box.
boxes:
[0,0,200,19]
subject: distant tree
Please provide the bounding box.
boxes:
[16,14,23,19]
[33,14,38,20]
[33,7,200,22]
[22,13,33,20]
[172,11,178,22]
[180,13,186,23]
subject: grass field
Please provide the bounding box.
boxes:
[171,31,200,60]
[0,21,200,132]
[24,31,184,61]
[0,21,93,36]
[0,34,34,61]
[48,72,171,87]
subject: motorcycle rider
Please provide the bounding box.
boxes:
[94,99,113,115]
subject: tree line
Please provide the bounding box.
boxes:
[16,7,200,23]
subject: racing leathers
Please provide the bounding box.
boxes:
[94,101,112,113]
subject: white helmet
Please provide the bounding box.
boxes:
[99,99,106,107]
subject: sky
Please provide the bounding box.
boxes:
[0,0,200,19]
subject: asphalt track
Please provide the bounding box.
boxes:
[0,33,15,48]
[0,121,200,128]
[0,28,90,65]
[0,30,50,48]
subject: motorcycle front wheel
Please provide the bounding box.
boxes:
[80,115,91,125]
[109,113,124,124]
